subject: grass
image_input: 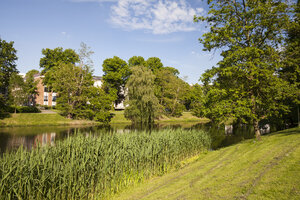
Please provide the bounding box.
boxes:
[0,113,99,127]
[113,127,300,200]
[110,111,209,124]
[0,129,211,199]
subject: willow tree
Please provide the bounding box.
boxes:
[194,0,296,139]
[124,66,160,124]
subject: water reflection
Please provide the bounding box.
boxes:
[0,122,278,153]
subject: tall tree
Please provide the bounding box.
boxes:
[102,56,130,105]
[124,66,160,124]
[194,0,296,139]
[78,42,94,73]
[52,63,93,119]
[40,47,79,87]
[0,38,18,102]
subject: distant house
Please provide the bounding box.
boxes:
[34,74,57,107]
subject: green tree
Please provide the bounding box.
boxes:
[128,56,145,67]
[124,66,160,124]
[0,38,18,103]
[78,42,94,73]
[87,86,114,123]
[9,73,26,112]
[155,67,189,117]
[194,0,296,139]
[52,63,93,119]
[24,69,39,106]
[102,56,130,105]
[40,47,79,87]
[145,57,163,72]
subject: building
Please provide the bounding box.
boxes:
[34,74,57,106]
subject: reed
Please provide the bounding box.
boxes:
[0,129,211,199]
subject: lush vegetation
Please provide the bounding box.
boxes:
[193,0,299,139]
[0,129,211,199]
[124,66,159,124]
[113,127,300,200]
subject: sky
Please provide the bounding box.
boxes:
[0,0,221,84]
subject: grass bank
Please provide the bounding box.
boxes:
[0,113,99,127]
[110,111,209,124]
[0,129,210,199]
[113,127,300,200]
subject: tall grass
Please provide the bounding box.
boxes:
[0,129,211,199]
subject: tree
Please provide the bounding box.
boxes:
[52,63,93,119]
[128,56,145,67]
[194,0,296,139]
[145,57,163,72]
[24,69,39,106]
[102,56,130,105]
[124,66,160,124]
[87,86,114,123]
[279,0,300,127]
[0,38,18,104]
[40,47,79,87]
[9,73,26,112]
[78,42,94,73]
[155,67,189,117]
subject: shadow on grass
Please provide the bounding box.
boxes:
[0,112,11,120]
[269,127,300,137]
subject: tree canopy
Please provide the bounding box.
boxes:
[194,0,297,138]
[40,47,79,87]
[0,38,18,100]
[102,56,130,105]
[124,66,160,124]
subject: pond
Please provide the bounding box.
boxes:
[0,122,273,153]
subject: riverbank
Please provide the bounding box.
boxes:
[110,111,209,124]
[0,111,208,127]
[113,127,300,200]
[0,113,99,127]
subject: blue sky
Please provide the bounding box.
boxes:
[0,0,221,84]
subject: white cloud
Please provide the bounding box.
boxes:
[110,0,204,34]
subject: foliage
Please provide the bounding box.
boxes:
[102,56,130,105]
[185,83,205,114]
[0,129,211,199]
[155,67,189,117]
[145,57,163,72]
[0,38,18,108]
[24,69,39,106]
[128,56,145,67]
[52,63,93,119]
[8,73,27,111]
[124,66,160,124]
[87,86,115,123]
[78,42,94,73]
[194,0,296,138]
[40,47,79,87]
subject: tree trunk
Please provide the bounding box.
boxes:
[253,119,261,140]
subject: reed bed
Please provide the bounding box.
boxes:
[0,129,211,199]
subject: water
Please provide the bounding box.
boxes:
[0,122,268,153]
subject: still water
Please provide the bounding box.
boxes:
[0,122,269,153]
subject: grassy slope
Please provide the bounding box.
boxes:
[113,128,300,200]
[0,113,98,126]
[110,111,209,124]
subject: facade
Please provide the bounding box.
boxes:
[34,74,57,107]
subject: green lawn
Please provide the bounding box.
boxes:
[0,113,98,126]
[113,127,300,200]
[110,111,209,124]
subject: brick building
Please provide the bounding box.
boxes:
[34,74,57,107]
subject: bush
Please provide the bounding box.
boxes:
[8,106,41,113]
